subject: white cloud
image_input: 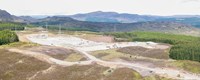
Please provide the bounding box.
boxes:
[0,0,200,16]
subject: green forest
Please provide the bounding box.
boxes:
[106,32,200,62]
[44,25,98,32]
[0,30,19,45]
[0,22,25,30]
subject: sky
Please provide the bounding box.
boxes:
[0,0,200,16]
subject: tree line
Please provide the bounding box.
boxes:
[106,32,200,62]
[0,22,25,30]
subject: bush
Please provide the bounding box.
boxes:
[0,30,19,45]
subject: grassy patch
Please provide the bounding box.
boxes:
[91,49,127,61]
[105,68,142,80]
[49,30,100,35]
[0,42,39,49]
[143,75,173,80]
[34,65,108,80]
[169,60,200,74]
[117,46,170,59]
[64,53,86,62]
[91,48,168,61]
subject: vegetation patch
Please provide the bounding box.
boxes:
[65,53,87,62]
[0,30,19,45]
[0,42,39,49]
[0,49,50,80]
[117,46,169,59]
[105,68,142,80]
[91,49,127,61]
[26,46,82,60]
[143,75,173,80]
[169,60,200,74]
[32,64,146,80]
[0,22,25,31]
[106,32,200,62]
[0,47,170,80]
[33,65,109,80]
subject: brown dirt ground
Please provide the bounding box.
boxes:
[79,35,114,43]
[33,64,143,80]
[0,49,142,80]
[0,49,51,80]
[0,49,172,80]
[119,57,170,68]
[117,46,170,59]
[26,46,87,61]
[16,32,31,42]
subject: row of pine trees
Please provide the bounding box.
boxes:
[0,22,25,30]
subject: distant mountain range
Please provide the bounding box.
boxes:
[0,9,24,22]
[0,9,200,35]
[68,11,200,28]
[1,9,200,27]
[19,16,38,22]
[32,16,199,35]
[69,11,162,23]
[0,9,42,22]
[156,17,200,28]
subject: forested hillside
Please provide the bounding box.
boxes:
[33,16,200,34]
[156,17,200,28]
[0,9,24,22]
[106,32,200,62]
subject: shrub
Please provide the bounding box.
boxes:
[0,30,19,45]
